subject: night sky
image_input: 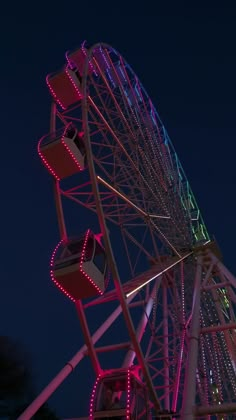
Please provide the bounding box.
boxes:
[1,3,236,418]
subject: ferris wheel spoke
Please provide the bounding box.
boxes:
[122,282,159,368]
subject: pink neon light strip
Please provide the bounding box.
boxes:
[38,137,60,181]
[46,74,66,110]
[50,239,76,302]
[89,373,102,420]
[172,329,185,411]
[38,123,82,179]
[65,66,82,99]
[81,41,98,76]
[89,370,133,420]
[126,368,131,420]
[50,230,104,301]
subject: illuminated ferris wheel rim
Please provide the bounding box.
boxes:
[44,40,210,255]
[76,42,210,250]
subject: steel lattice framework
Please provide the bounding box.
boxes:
[19,42,236,420]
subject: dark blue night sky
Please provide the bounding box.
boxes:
[1,3,236,418]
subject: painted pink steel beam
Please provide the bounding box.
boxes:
[75,300,101,375]
[201,322,236,334]
[122,280,160,368]
[172,328,186,413]
[195,402,236,415]
[50,101,56,132]
[97,176,170,220]
[210,252,236,287]
[126,252,192,297]
[203,280,230,291]
[181,255,202,420]
[94,342,130,353]
[54,180,68,241]
[17,296,136,420]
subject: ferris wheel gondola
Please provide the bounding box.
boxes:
[89,367,149,420]
[50,230,107,301]
[38,124,86,180]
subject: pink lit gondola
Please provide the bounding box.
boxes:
[90,368,149,420]
[51,230,107,301]
[46,67,82,110]
[38,125,86,180]
[47,46,92,109]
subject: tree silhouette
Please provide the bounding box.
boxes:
[0,336,59,419]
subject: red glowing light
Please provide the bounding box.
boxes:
[65,67,82,99]
[126,369,131,420]
[89,373,102,420]
[50,239,76,303]
[81,41,98,76]
[46,74,66,110]
[37,136,60,181]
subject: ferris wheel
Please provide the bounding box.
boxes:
[19,42,236,420]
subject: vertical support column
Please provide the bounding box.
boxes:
[163,283,170,411]
[181,255,202,420]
